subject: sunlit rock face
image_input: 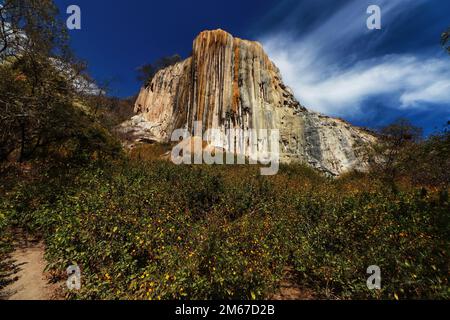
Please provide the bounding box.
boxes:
[120,29,376,176]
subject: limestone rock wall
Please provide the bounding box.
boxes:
[120,29,376,176]
[132,57,192,142]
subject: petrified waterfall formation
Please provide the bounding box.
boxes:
[121,29,375,176]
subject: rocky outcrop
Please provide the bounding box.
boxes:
[120,29,376,176]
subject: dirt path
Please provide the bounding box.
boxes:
[270,267,315,300]
[0,234,62,300]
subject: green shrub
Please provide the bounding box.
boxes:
[1,160,448,300]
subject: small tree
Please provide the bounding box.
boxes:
[411,122,450,190]
[371,119,422,192]
[0,0,118,163]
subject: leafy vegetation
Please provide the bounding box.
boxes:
[0,0,122,163]
[369,119,450,191]
[1,144,448,299]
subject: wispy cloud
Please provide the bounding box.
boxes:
[259,0,450,117]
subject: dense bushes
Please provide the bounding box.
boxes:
[369,119,450,192]
[288,191,449,299]
[1,159,448,300]
[0,186,13,291]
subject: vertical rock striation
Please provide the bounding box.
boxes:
[120,29,376,176]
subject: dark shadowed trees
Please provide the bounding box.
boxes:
[411,122,450,189]
[370,119,423,192]
[371,119,449,193]
[0,0,119,163]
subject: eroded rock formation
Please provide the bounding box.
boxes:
[120,29,376,176]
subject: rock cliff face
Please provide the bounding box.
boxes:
[120,29,375,176]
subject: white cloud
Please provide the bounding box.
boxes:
[258,0,450,117]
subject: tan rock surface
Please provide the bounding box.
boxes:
[120,29,376,175]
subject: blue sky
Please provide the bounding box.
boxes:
[55,0,449,135]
